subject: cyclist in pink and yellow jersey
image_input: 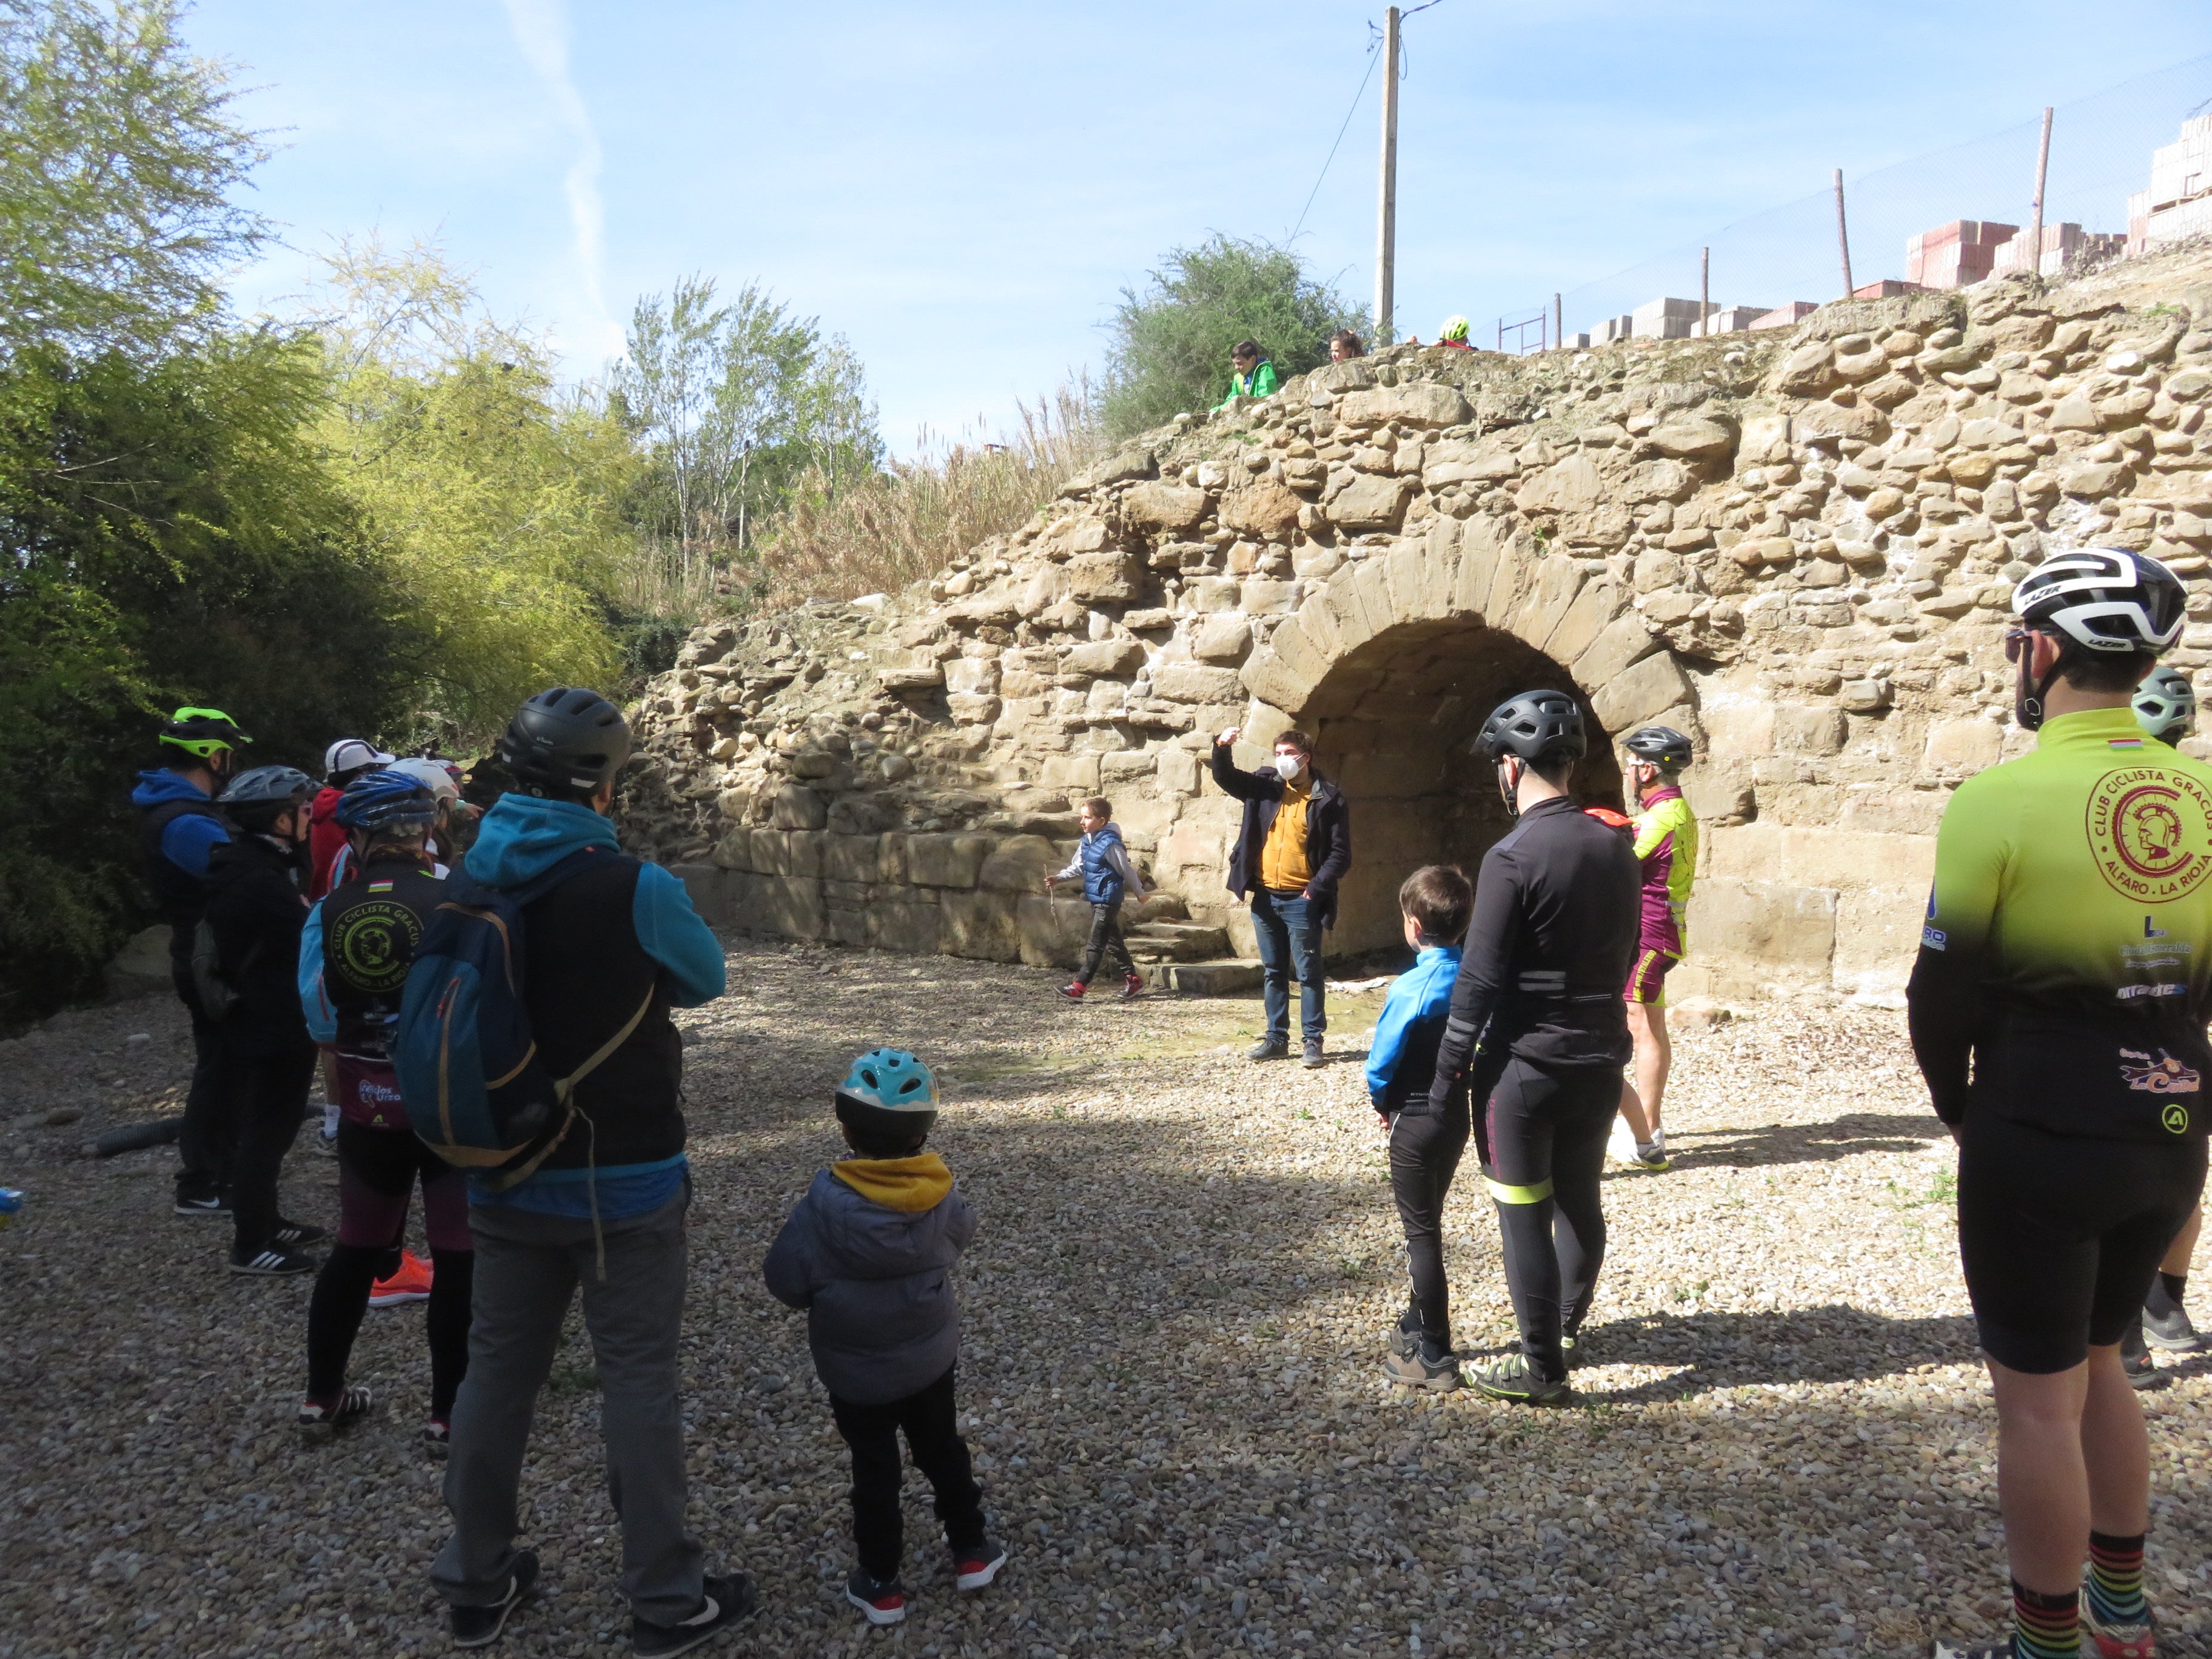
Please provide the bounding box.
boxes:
[1617,726,1697,1171]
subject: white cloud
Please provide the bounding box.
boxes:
[497,0,622,363]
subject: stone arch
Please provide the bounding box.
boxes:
[1230,516,1701,955]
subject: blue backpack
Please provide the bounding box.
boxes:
[394,847,654,1188]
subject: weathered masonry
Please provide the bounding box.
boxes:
[622,249,2212,1007]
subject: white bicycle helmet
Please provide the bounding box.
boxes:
[384,755,461,802]
[2011,547,2187,655]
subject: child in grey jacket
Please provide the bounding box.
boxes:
[763,1047,1004,1627]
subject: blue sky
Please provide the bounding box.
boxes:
[184,1,2212,454]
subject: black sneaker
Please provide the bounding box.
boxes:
[229,1242,315,1276]
[953,1537,1007,1590]
[451,1550,537,1649]
[2143,1300,2202,1353]
[270,1218,330,1248]
[1247,1037,1289,1061]
[843,1567,906,1626]
[174,1187,230,1218]
[1471,1351,1575,1406]
[1301,1039,1326,1069]
[1509,1333,1585,1371]
[632,1572,759,1657]
[2121,1318,2159,1390]
[297,1384,374,1441]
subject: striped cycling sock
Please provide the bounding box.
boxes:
[2011,1580,2079,1659]
[2086,1530,2148,1625]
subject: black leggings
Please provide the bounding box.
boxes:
[830,1364,986,1581]
[1388,1095,1470,1350]
[1478,1057,1617,1382]
[306,1122,475,1416]
[226,1041,318,1252]
[1078,899,1134,986]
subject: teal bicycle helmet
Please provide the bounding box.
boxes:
[835,1048,939,1151]
[2134,665,2197,743]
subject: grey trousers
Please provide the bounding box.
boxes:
[431,1190,704,1624]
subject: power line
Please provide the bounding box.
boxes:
[1288,38,1382,246]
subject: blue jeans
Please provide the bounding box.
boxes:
[1250,888,1325,1044]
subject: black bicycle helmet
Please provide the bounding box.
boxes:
[1477,690,1587,763]
[1623,725,1694,772]
[218,764,315,828]
[2013,548,2187,655]
[497,686,633,800]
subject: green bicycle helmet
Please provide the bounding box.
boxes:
[2134,665,2197,743]
[834,1047,939,1151]
[160,706,250,762]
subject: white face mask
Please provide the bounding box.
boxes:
[1275,752,1305,779]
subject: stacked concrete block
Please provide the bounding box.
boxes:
[2128,113,2212,253]
[1991,223,2127,278]
[1850,279,1932,300]
[1748,302,1817,330]
[1905,220,2019,289]
[1631,296,1718,340]
[1597,314,1634,343]
[1702,306,1769,333]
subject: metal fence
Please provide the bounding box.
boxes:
[1492,52,2212,354]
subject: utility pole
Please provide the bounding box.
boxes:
[2027,106,2054,279]
[1376,5,1399,345]
[1834,168,1855,299]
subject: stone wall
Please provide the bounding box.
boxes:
[622,247,2212,1005]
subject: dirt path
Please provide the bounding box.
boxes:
[3,939,2208,1658]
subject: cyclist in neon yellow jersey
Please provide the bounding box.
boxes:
[1615,725,1697,1170]
[1913,548,2207,1659]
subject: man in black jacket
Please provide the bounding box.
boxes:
[204,764,330,1276]
[1429,691,1639,1404]
[1210,725,1352,1067]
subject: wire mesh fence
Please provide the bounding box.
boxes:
[1492,52,2212,354]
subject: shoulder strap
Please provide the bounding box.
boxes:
[553,987,657,1101]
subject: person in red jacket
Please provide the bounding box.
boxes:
[309,738,395,902]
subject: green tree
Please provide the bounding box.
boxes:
[306,241,637,742]
[614,276,882,589]
[1099,235,1369,437]
[0,0,266,364]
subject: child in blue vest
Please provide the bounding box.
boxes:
[1367,865,1474,1392]
[1043,796,1147,1000]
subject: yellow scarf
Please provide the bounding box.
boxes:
[831,1151,953,1212]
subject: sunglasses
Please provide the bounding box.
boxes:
[2003,629,2041,665]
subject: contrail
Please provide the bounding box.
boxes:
[499,0,615,355]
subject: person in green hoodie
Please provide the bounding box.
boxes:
[1213,339,1280,409]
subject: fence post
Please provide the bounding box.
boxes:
[1553,293,1562,349]
[1834,169,1855,298]
[1700,247,1709,337]
[2028,107,2054,280]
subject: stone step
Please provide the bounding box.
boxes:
[1138,959,1264,996]
[1125,921,1233,962]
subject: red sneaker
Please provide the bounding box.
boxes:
[369,1249,434,1307]
[1057,981,1086,1000]
[1121,973,1144,999]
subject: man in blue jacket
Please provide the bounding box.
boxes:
[429,687,757,1655]
[131,706,250,1216]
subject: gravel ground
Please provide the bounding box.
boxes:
[4,939,2210,1659]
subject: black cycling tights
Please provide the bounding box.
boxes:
[1479,1057,1618,1384]
[307,1244,475,1419]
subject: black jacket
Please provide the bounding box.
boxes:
[1429,796,1639,1104]
[204,834,314,1055]
[1209,742,1353,930]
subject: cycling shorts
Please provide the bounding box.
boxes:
[1957,1110,2205,1373]
[1625,947,1678,1007]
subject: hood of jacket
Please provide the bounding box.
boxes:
[833,1152,953,1212]
[309,785,343,826]
[464,794,621,888]
[131,769,215,811]
[806,1164,963,1277]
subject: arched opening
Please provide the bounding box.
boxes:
[1302,618,1626,958]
